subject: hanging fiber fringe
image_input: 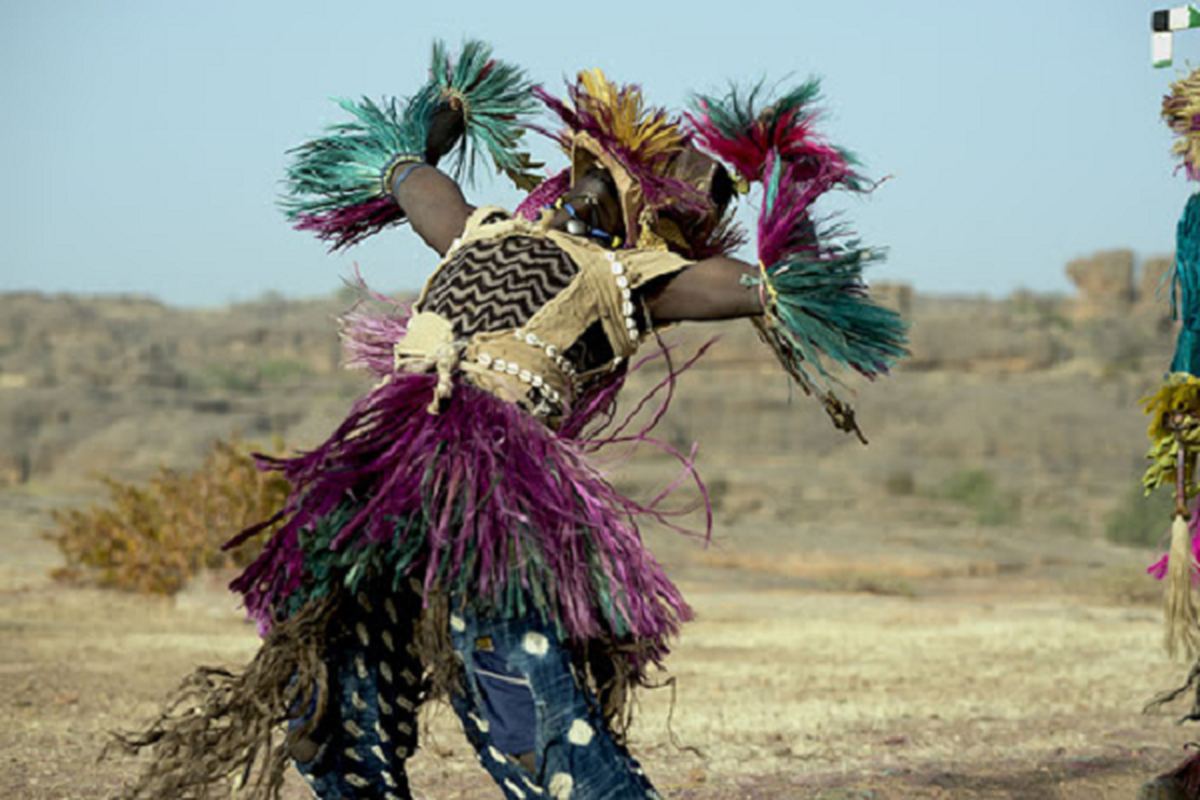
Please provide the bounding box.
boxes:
[1167,512,1200,659]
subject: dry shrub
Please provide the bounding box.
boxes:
[882,469,916,496]
[44,436,289,595]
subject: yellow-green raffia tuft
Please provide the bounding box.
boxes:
[1164,67,1200,182]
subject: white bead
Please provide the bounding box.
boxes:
[519,369,532,383]
[605,252,616,262]
[622,301,634,316]
[549,389,560,402]
[616,275,629,289]
[531,375,544,388]
[478,353,492,367]
[506,362,519,375]
[621,288,632,300]
[611,262,624,275]
[493,358,506,371]
[625,317,637,329]
[525,333,538,345]
[546,345,558,358]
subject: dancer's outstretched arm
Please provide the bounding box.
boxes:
[643,257,763,322]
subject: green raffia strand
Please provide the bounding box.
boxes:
[430,40,543,191]
[280,91,435,222]
[751,249,909,388]
[284,501,631,637]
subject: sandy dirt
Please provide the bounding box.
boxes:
[3,488,1199,800]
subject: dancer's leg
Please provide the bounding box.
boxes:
[292,583,424,799]
[449,609,662,799]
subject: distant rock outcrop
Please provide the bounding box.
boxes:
[1066,249,1135,320]
[1066,249,1173,321]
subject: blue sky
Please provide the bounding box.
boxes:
[0,1,1191,305]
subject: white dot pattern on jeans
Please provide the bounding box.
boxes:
[548,772,574,799]
[567,718,594,746]
[522,631,549,656]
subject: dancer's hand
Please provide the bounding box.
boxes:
[426,99,466,167]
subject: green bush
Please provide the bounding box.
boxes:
[1104,484,1176,548]
[937,468,1020,526]
[188,364,259,393]
[256,357,314,385]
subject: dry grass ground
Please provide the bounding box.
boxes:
[3,489,1198,800]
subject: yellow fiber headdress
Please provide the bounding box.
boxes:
[530,70,741,258]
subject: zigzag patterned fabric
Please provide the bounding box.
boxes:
[420,235,579,338]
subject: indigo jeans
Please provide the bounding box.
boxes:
[449,606,662,799]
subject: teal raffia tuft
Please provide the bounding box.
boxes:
[1172,192,1200,375]
[746,152,909,442]
[282,93,435,250]
[689,80,906,440]
[282,39,541,250]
